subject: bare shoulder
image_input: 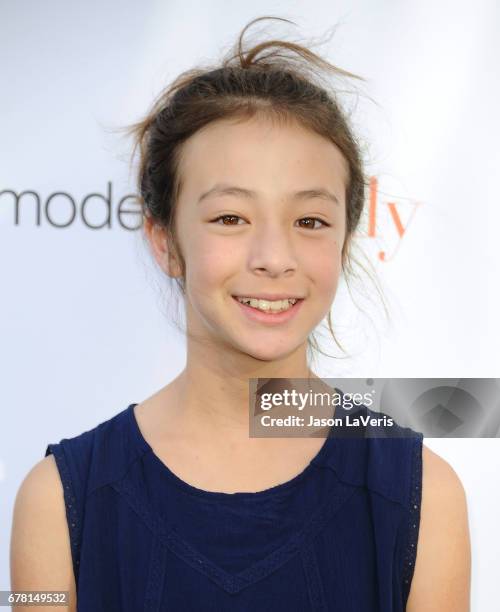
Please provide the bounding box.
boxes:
[10,455,77,611]
[406,444,471,612]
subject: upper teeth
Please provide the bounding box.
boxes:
[236,297,298,312]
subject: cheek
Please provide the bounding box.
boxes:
[184,234,237,292]
[304,241,343,295]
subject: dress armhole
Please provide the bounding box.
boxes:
[401,433,423,607]
[45,443,82,588]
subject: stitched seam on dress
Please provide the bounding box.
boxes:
[48,444,82,587]
[401,434,423,605]
[144,536,168,612]
[301,541,328,612]
[85,442,150,499]
[161,484,358,595]
[108,470,169,609]
[310,462,411,509]
[109,472,162,536]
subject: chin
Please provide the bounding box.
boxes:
[234,338,304,363]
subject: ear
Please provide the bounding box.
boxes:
[144,216,182,278]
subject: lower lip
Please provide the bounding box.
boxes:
[232,296,304,326]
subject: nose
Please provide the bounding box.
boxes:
[248,221,298,278]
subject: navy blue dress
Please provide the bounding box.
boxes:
[45,403,423,611]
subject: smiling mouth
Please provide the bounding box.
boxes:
[233,296,302,312]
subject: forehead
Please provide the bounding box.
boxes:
[176,115,349,199]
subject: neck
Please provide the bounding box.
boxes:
[173,337,318,435]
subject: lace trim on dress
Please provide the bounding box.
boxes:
[111,465,358,596]
[401,433,423,605]
[46,443,82,585]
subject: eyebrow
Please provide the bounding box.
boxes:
[198,183,340,206]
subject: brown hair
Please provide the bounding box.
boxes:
[126,16,382,364]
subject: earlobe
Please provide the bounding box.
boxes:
[159,239,183,279]
[144,218,182,278]
[165,248,183,279]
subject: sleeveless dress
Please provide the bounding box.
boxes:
[45,402,423,611]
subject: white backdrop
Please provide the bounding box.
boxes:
[1,1,499,609]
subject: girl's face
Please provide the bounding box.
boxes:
[166,115,348,361]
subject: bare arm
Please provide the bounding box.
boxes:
[406,445,471,611]
[10,455,77,611]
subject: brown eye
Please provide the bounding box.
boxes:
[297,217,329,229]
[212,215,244,225]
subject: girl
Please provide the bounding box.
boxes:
[11,16,470,611]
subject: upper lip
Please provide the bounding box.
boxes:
[233,294,304,301]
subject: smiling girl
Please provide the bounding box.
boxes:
[11,16,470,612]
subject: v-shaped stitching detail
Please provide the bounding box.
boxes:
[111,473,358,595]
